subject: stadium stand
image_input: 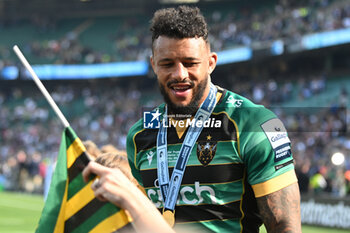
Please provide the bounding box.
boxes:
[1,0,350,65]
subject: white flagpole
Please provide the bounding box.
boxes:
[13,45,70,128]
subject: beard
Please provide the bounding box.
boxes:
[159,77,209,118]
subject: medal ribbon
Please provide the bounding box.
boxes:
[156,83,217,212]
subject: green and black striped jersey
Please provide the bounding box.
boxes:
[126,86,297,233]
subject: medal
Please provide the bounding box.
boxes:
[162,209,175,227]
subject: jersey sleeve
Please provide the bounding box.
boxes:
[240,108,297,198]
[126,123,144,187]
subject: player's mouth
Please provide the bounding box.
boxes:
[169,83,193,98]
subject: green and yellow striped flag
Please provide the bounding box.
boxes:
[36,127,132,233]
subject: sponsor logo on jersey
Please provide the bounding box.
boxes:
[147,150,155,165]
[261,118,290,149]
[271,133,288,142]
[197,134,217,166]
[226,96,243,107]
[275,159,294,171]
[274,143,292,162]
[147,181,217,208]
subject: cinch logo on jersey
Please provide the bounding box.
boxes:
[147,181,218,208]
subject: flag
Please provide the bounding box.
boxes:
[36,127,132,233]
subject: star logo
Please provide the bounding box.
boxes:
[151,109,161,122]
[143,108,162,129]
[206,135,212,140]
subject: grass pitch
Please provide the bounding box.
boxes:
[0,191,349,233]
[0,191,43,233]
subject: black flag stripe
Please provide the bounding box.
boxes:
[68,151,91,183]
[64,198,105,233]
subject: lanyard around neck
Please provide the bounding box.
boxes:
[156,83,217,211]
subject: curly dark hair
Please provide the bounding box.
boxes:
[150,5,209,45]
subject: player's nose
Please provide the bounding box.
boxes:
[171,62,188,81]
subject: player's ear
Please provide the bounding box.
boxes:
[150,55,157,74]
[208,52,217,75]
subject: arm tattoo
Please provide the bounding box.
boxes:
[256,182,301,233]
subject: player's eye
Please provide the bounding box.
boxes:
[160,63,173,67]
[183,62,199,67]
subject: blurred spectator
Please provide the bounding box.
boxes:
[310,168,328,194]
[295,159,311,194]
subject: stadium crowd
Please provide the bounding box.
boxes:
[1,0,350,68]
[0,74,349,197]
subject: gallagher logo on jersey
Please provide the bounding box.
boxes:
[197,134,217,166]
[261,118,292,162]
